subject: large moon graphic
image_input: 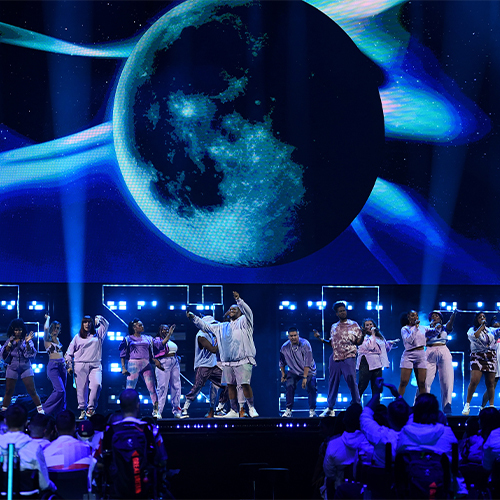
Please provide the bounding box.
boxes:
[113,0,384,267]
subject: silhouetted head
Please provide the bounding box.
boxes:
[413,393,439,424]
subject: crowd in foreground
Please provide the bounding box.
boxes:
[316,378,500,499]
[0,389,170,499]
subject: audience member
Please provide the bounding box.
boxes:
[28,413,55,451]
[322,404,373,493]
[397,393,457,459]
[458,416,483,464]
[0,404,55,493]
[480,407,500,471]
[360,377,410,466]
[44,409,93,470]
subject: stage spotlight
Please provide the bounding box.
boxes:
[118,301,127,311]
[452,393,456,398]
[366,301,372,310]
[473,392,478,397]
[477,302,484,308]
[109,363,121,373]
[279,301,297,311]
[452,361,458,368]
[441,301,447,308]
[27,300,45,311]
[448,335,454,341]
[106,301,117,311]
[152,301,157,307]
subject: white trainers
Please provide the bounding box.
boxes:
[180,408,189,419]
[282,408,292,418]
[320,408,334,417]
[248,407,259,418]
[462,403,470,415]
[309,409,318,418]
[78,410,86,420]
[152,409,159,418]
[215,409,239,418]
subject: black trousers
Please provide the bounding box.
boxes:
[357,356,382,397]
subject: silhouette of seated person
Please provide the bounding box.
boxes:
[0,403,55,495]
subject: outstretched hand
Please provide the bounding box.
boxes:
[374,377,384,393]
[25,331,35,343]
[313,329,320,338]
[233,291,240,301]
[383,382,400,399]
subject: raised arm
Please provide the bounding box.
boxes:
[234,291,253,328]
[43,313,51,345]
[445,309,458,333]
[95,315,109,340]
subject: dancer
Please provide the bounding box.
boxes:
[481,316,500,410]
[398,310,427,397]
[424,309,457,414]
[279,327,317,418]
[42,313,67,416]
[1,318,44,413]
[356,318,395,399]
[313,301,364,417]
[463,312,500,415]
[187,291,259,418]
[119,318,160,418]
[65,315,109,419]
[153,323,182,418]
[181,316,228,419]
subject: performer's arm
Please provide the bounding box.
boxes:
[313,329,329,345]
[445,309,458,333]
[198,335,218,353]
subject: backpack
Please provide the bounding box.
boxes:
[103,420,158,499]
[396,450,451,499]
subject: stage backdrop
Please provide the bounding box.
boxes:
[1,0,499,285]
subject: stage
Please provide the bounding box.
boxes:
[157,415,471,500]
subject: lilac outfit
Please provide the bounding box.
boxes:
[64,318,109,411]
[192,298,256,386]
[483,427,500,471]
[43,340,67,416]
[425,325,453,410]
[1,339,36,379]
[280,338,317,410]
[356,335,390,371]
[399,325,428,369]
[119,335,158,404]
[327,320,363,408]
[154,340,181,415]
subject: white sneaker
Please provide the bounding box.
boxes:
[152,409,159,418]
[215,409,239,418]
[309,409,318,418]
[320,408,334,417]
[462,403,470,415]
[180,408,189,419]
[78,410,86,420]
[174,411,182,419]
[281,408,292,418]
[248,407,259,418]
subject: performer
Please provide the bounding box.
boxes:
[42,313,67,416]
[0,318,44,413]
[279,327,317,418]
[398,310,427,397]
[481,316,500,410]
[65,315,109,419]
[154,323,182,418]
[463,312,500,415]
[314,301,364,417]
[187,291,259,418]
[356,318,395,399]
[119,318,160,418]
[424,309,457,414]
[181,315,228,419]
